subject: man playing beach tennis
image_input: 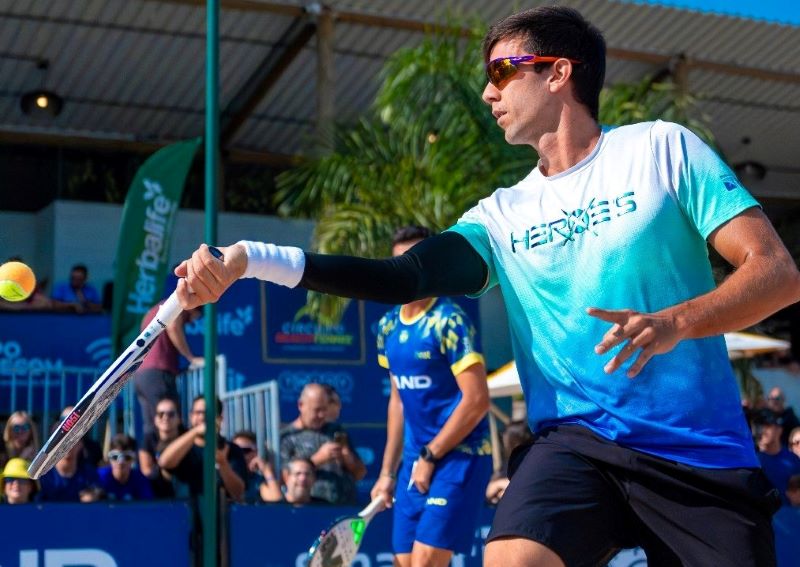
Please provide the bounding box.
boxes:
[176,6,800,566]
[371,225,491,567]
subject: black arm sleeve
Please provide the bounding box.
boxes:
[299,231,488,304]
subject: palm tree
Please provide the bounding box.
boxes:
[275,28,714,324]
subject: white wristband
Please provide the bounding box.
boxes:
[237,240,306,288]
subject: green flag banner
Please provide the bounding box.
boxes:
[110,138,201,355]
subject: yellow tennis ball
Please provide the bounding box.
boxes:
[0,261,36,302]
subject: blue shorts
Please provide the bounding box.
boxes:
[392,452,492,554]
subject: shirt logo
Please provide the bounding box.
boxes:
[399,330,409,343]
[415,351,432,360]
[509,191,637,252]
[392,374,432,390]
[721,174,740,191]
[426,497,448,506]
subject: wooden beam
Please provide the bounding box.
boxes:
[0,129,294,167]
[220,17,317,146]
[315,5,335,153]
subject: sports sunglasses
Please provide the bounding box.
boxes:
[486,54,581,88]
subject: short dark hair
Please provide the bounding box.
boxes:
[71,264,88,276]
[109,433,136,452]
[482,6,606,120]
[233,430,257,444]
[392,226,432,247]
[192,394,223,415]
[788,474,800,492]
[283,456,316,474]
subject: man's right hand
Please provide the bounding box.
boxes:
[313,441,343,464]
[175,243,248,310]
[370,475,396,509]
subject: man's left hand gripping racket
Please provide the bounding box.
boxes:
[27,247,224,479]
[306,495,386,567]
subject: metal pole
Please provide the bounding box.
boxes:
[204,1,220,566]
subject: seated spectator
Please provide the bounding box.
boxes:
[97,434,153,501]
[39,439,99,502]
[755,410,800,506]
[790,427,800,459]
[52,264,101,313]
[231,431,281,503]
[486,420,533,505]
[323,384,342,424]
[1,458,38,504]
[275,457,324,506]
[3,411,39,461]
[56,406,104,468]
[139,397,186,498]
[158,395,246,501]
[788,475,800,508]
[280,383,365,505]
[766,387,800,446]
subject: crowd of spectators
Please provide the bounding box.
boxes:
[0,259,104,313]
[0,383,366,508]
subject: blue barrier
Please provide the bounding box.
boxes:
[0,502,191,567]
[229,503,492,567]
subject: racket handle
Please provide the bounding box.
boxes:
[153,246,225,327]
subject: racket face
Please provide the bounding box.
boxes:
[27,350,148,479]
[307,516,367,567]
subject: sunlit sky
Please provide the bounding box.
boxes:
[623,0,800,26]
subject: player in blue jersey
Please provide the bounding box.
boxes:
[177,6,800,567]
[370,226,491,567]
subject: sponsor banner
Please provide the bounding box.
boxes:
[0,502,191,567]
[229,503,493,567]
[110,138,201,356]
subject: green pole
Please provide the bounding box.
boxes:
[203,1,220,567]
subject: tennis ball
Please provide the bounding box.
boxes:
[0,261,36,302]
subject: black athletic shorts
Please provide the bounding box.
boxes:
[488,424,781,567]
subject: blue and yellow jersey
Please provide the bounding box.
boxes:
[377,297,489,461]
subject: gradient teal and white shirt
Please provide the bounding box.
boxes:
[449,120,759,468]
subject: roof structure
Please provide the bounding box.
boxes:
[1,0,798,197]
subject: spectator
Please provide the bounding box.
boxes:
[790,426,800,459]
[766,387,800,446]
[279,457,322,506]
[51,264,101,313]
[755,410,800,506]
[38,440,99,502]
[486,421,533,505]
[232,431,281,502]
[1,458,38,504]
[158,395,246,501]
[97,434,153,501]
[56,406,104,467]
[139,397,186,498]
[280,383,366,505]
[133,304,203,439]
[3,411,39,461]
[323,384,342,424]
[788,475,800,508]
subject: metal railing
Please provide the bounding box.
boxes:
[1,365,131,442]
[177,355,281,467]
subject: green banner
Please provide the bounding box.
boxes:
[110,138,201,355]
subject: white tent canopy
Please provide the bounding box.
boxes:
[488,332,790,398]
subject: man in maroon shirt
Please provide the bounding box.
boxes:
[133,302,203,437]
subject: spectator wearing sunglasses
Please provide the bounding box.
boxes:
[232,431,282,502]
[3,411,39,462]
[97,434,153,501]
[175,6,800,566]
[766,387,800,447]
[139,397,186,498]
[1,458,38,504]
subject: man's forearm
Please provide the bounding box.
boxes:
[668,254,800,339]
[158,429,196,469]
[218,461,245,501]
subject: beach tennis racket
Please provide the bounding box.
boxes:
[27,247,223,479]
[306,495,386,567]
